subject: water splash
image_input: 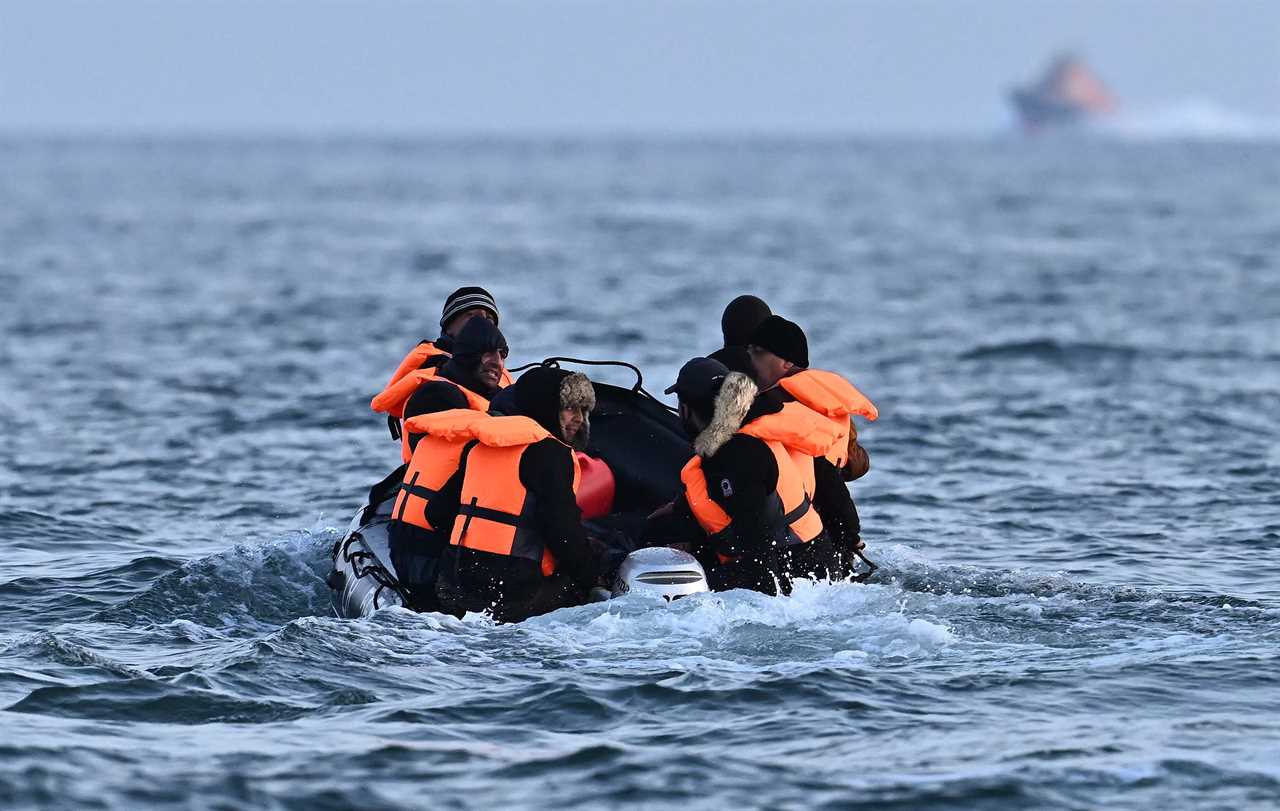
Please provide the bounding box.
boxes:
[97,525,338,633]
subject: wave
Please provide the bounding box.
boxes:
[88,523,1271,645]
[7,678,316,724]
[95,524,338,633]
[958,338,1139,364]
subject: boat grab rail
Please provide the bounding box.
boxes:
[507,356,676,413]
[331,531,410,611]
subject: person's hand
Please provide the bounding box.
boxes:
[587,535,627,584]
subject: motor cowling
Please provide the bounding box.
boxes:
[611,547,709,600]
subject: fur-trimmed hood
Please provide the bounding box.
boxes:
[559,371,595,413]
[513,366,595,442]
[693,372,757,457]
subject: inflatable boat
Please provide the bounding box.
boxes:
[328,360,712,619]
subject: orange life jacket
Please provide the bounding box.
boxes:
[777,369,877,468]
[680,433,824,562]
[386,341,451,388]
[739,401,842,495]
[385,341,515,390]
[448,416,581,578]
[391,409,488,532]
[372,368,491,419]
[372,370,492,462]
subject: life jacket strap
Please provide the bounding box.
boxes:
[782,494,813,527]
[397,479,440,502]
[389,468,430,524]
[456,501,525,528]
[772,494,815,546]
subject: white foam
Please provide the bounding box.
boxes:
[1097,100,1280,141]
[509,578,958,663]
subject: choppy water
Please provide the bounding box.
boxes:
[2,136,1279,809]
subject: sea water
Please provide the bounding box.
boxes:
[1,136,1278,809]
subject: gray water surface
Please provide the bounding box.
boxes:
[1,137,1278,810]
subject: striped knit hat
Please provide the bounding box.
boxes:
[439,286,500,329]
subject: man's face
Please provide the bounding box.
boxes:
[444,307,496,338]
[559,405,589,448]
[678,401,703,440]
[474,348,507,395]
[747,344,793,389]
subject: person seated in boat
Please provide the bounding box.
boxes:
[406,316,508,420]
[707,294,772,378]
[385,408,486,613]
[427,366,605,622]
[655,357,835,594]
[372,316,511,462]
[747,315,877,579]
[373,286,514,448]
[383,285,505,385]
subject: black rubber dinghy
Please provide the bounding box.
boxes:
[329,361,700,618]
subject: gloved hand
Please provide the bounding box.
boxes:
[588,531,631,586]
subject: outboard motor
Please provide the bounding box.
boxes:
[611,547,709,600]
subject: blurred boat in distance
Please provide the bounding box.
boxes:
[1010,53,1117,133]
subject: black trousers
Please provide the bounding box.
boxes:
[704,555,786,596]
[435,550,589,623]
[387,522,446,613]
[784,535,835,582]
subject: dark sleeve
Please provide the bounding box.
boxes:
[707,346,755,377]
[404,381,469,420]
[404,382,471,452]
[812,456,860,543]
[641,493,706,549]
[701,435,779,558]
[420,353,449,372]
[519,439,600,588]
[423,442,472,537]
[487,386,519,416]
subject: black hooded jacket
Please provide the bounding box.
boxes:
[402,318,509,452]
[436,317,507,397]
[657,389,847,569]
[426,367,600,604]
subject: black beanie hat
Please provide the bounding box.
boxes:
[749,315,809,368]
[721,295,772,347]
[450,315,508,364]
[440,286,500,329]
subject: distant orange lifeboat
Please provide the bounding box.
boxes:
[1010,53,1117,133]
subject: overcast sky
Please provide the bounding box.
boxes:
[2,0,1277,134]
